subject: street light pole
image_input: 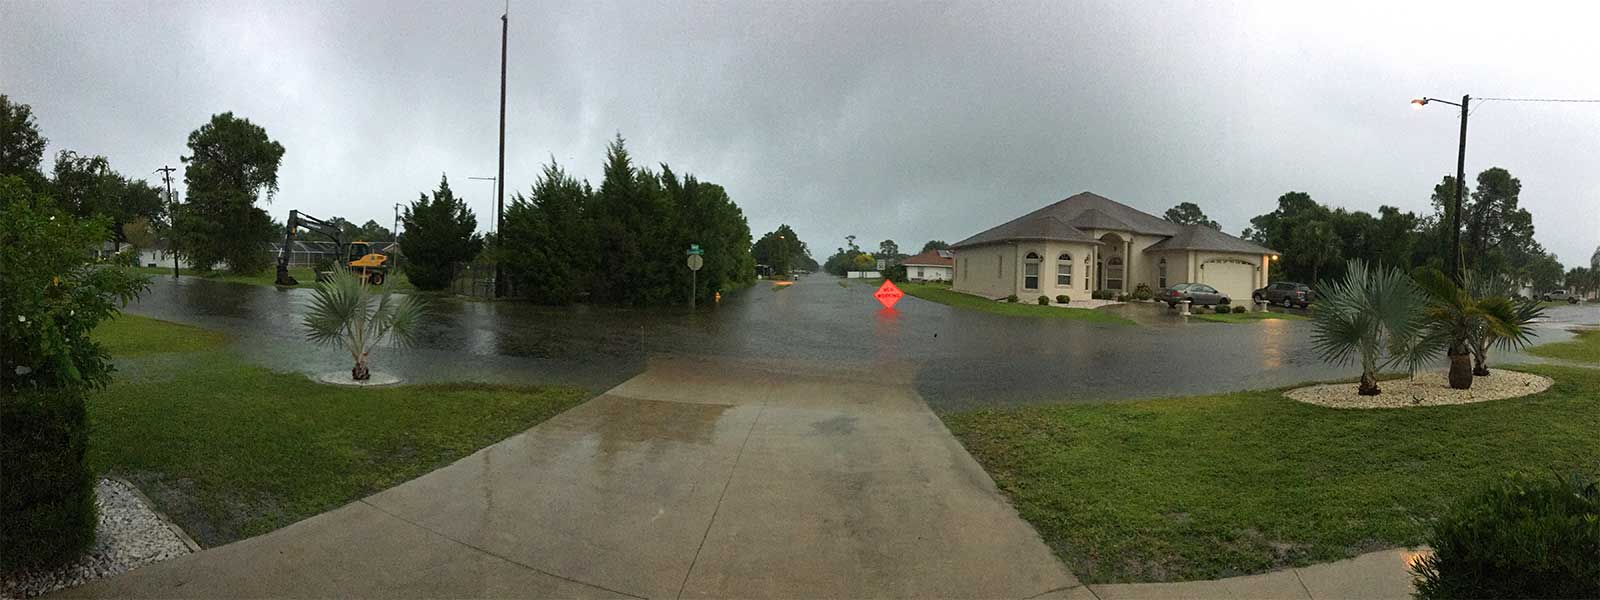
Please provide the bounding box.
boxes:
[1412,94,1469,283]
[494,9,509,298]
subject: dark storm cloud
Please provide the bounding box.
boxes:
[4,1,1597,264]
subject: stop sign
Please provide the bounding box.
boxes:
[874,280,903,309]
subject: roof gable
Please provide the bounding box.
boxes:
[1144,224,1280,255]
[954,191,1189,249]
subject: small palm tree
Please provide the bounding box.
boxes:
[1462,271,1545,376]
[1412,268,1533,389]
[302,266,426,381]
[1311,260,1430,396]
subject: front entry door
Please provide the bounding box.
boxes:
[1096,260,1104,290]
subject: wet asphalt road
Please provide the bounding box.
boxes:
[123,275,1595,411]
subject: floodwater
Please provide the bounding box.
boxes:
[123,275,1594,411]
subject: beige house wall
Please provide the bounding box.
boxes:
[956,240,1274,300]
[952,243,1015,298]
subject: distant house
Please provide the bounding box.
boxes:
[134,241,191,269]
[902,249,954,282]
[952,192,1279,302]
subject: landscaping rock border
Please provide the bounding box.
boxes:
[314,370,402,387]
[1285,369,1553,409]
[0,478,195,599]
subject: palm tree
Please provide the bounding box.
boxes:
[302,266,425,380]
[1311,260,1431,396]
[1462,270,1545,376]
[1412,268,1533,389]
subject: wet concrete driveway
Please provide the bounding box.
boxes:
[63,358,1076,599]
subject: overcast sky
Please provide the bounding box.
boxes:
[4,0,1597,265]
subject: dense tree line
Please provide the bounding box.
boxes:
[498,137,755,305]
[399,175,483,290]
[752,224,817,275]
[175,112,285,274]
[1242,167,1570,292]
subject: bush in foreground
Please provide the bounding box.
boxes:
[1,177,147,570]
[1232,305,1247,314]
[1036,295,1049,305]
[1005,294,1018,303]
[1055,294,1070,304]
[1411,471,1599,599]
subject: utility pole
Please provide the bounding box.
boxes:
[494,8,509,298]
[155,165,178,278]
[1451,94,1469,284]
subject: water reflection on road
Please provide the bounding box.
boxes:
[123,275,1593,410]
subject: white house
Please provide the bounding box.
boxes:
[952,192,1279,302]
[902,249,954,281]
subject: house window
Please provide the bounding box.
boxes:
[1107,256,1124,291]
[917,267,925,279]
[1158,258,1168,288]
[1056,253,1073,286]
[1024,252,1041,290]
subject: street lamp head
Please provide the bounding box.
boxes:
[1411,98,1428,109]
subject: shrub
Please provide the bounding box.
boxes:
[1090,289,1114,300]
[1005,294,1019,303]
[1055,294,1070,304]
[1,178,147,569]
[1,389,95,570]
[313,255,336,273]
[1132,283,1153,301]
[1192,305,1207,314]
[1116,294,1130,302]
[1036,295,1050,305]
[1411,472,1600,599]
[882,264,908,283]
[1232,305,1247,314]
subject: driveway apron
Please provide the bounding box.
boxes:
[60,356,1076,599]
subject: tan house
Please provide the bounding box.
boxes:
[951,192,1279,302]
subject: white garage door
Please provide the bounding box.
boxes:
[1201,261,1255,303]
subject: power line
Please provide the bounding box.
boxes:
[1476,97,1600,103]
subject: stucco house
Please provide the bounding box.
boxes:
[951,192,1279,303]
[902,249,954,281]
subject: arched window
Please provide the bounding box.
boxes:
[1023,252,1041,290]
[1158,257,1168,288]
[1056,253,1073,286]
[1107,256,1125,291]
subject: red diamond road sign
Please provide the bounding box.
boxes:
[874,280,903,309]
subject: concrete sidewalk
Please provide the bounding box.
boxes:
[61,357,1075,598]
[1047,548,1427,600]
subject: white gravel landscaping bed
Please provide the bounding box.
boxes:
[1,478,196,599]
[1285,368,1554,409]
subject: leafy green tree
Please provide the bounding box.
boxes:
[1463,168,1539,275]
[823,248,854,276]
[1289,220,1340,284]
[1526,252,1564,293]
[400,174,482,291]
[356,220,392,241]
[663,167,753,301]
[1,95,49,191]
[875,239,900,260]
[921,240,950,253]
[1162,202,1220,229]
[51,151,166,244]
[753,224,809,275]
[852,253,875,271]
[178,113,285,274]
[2,176,147,569]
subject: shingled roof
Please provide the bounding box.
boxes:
[952,191,1277,255]
[1144,224,1279,255]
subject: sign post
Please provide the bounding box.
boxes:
[686,244,705,309]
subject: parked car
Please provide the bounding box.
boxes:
[1540,290,1579,304]
[1253,281,1315,308]
[1159,283,1230,307]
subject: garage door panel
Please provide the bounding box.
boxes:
[1201,262,1254,302]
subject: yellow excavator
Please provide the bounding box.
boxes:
[275,209,392,286]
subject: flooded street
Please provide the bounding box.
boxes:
[123,275,1595,410]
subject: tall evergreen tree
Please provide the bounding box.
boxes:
[177,112,284,274]
[501,161,593,304]
[400,174,483,291]
[1162,202,1220,229]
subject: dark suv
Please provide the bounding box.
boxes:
[1253,281,1314,308]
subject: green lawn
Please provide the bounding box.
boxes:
[1190,310,1308,323]
[900,282,1135,325]
[942,364,1600,583]
[130,266,415,292]
[89,315,589,546]
[1527,329,1600,365]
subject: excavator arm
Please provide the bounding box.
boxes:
[274,210,345,286]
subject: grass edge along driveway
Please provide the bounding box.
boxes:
[941,363,1600,584]
[898,282,1135,325]
[1190,310,1308,324]
[89,314,589,547]
[1526,329,1600,365]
